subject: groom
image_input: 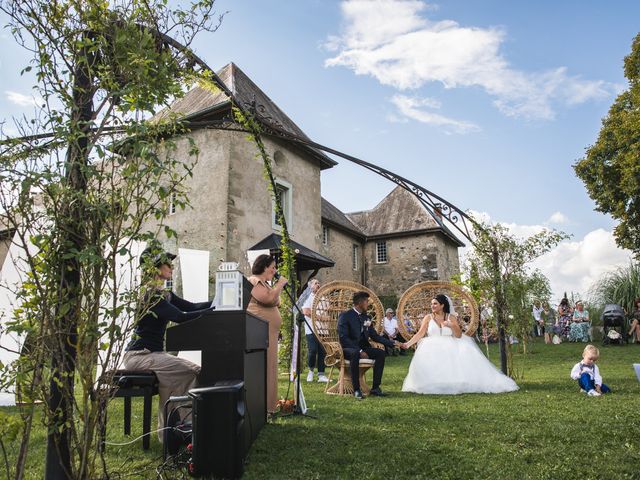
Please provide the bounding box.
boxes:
[338,291,401,399]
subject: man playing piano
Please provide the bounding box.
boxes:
[123,245,213,440]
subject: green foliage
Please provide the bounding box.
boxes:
[574,32,640,255]
[589,262,640,314]
[0,1,221,478]
[232,106,297,365]
[378,295,399,311]
[465,221,568,373]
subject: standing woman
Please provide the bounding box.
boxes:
[247,254,288,414]
[557,298,573,340]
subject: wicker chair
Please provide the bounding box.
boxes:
[311,281,385,395]
[397,281,479,342]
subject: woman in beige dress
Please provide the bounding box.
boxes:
[247,254,288,414]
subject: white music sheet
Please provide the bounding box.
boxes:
[176,248,210,367]
[0,232,36,405]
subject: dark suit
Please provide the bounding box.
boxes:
[338,308,395,392]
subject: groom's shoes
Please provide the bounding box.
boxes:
[354,389,364,400]
[369,388,387,397]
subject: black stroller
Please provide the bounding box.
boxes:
[601,304,626,345]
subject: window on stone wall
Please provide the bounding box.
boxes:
[376,241,388,263]
[272,179,293,230]
[322,225,329,245]
[352,244,359,271]
[164,278,173,291]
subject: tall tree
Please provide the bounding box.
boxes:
[574,32,640,256]
[466,222,567,374]
[0,1,222,478]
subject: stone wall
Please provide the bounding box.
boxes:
[362,233,460,298]
[149,129,232,295]
[317,225,364,285]
[226,135,322,277]
[144,129,324,295]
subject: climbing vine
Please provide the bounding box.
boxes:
[231,105,297,364]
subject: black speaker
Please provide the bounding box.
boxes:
[188,381,246,479]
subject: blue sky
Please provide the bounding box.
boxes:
[1,0,638,300]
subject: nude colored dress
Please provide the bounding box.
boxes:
[247,277,282,414]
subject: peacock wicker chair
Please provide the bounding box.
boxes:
[396,281,479,343]
[311,281,385,395]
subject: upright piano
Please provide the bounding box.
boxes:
[165,277,268,448]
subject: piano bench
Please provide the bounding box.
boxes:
[100,370,159,451]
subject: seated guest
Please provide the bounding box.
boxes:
[246,254,288,415]
[124,246,213,439]
[403,313,416,335]
[382,308,406,356]
[569,301,590,342]
[338,291,399,399]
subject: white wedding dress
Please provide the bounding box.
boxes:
[402,317,519,394]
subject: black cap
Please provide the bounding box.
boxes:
[139,247,176,268]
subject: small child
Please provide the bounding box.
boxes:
[570,344,611,396]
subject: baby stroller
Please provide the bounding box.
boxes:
[601,304,626,345]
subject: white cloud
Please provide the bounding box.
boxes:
[5,91,40,107]
[547,211,569,225]
[390,94,480,134]
[534,229,632,302]
[461,211,632,302]
[325,0,618,122]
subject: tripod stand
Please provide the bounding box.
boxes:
[278,281,318,419]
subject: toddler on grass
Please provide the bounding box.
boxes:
[570,344,611,397]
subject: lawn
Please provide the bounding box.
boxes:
[3,340,639,479]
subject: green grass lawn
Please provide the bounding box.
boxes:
[3,340,640,479]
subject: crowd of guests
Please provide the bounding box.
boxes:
[532,298,592,344]
[532,296,640,344]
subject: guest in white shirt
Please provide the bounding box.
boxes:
[302,279,328,383]
[382,308,406,356]
[532,300,543,337]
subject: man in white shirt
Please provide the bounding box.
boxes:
[302,279,328,383]
[532,301,543,337]
[382,308,405,356]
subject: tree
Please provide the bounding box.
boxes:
[574,32,640,256]
[465,222,567,375]
[0,1,222,478]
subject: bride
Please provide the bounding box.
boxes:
[401,294,518,394]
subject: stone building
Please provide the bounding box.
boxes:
[145,63,335,294]
[318,187,463,299]
[135,63,462,297]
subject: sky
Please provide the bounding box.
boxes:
[1,0,638,302]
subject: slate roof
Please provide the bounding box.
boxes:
[322,187,464,247]
[155,63,336,170]
[320,198,365,239]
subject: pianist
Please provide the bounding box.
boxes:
[123,246,213,440]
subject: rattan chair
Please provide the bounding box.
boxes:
[397,281,479,342]
[311,281,385,395]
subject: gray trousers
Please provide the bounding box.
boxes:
[123,349,199,440]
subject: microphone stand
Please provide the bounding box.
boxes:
[277,280,317,419]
